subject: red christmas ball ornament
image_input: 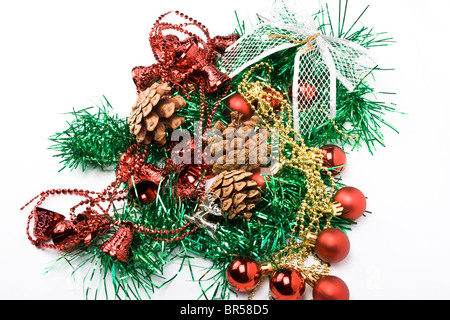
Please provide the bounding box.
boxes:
[226,257,262,292]
[321,145,347,176]
[129,180,158,205]
[270,269,305,300]
[333,186,367,221]
[298,81,317,101]
[313,276,350,300]
[226,93,253,117]
[315,228,350,264]
[250,168,270,189]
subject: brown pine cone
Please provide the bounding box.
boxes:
[207,170,262,221]
[128,82,187,145]
[207,112,271,175]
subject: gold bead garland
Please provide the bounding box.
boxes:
[238,62,336,289]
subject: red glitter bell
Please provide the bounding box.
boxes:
[101,223,135,263]
[33,207,65,241]
[51,220,79,250]
[74,210,112,244]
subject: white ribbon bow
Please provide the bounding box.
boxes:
[219,0,377,134]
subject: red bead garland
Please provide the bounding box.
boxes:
[21,143,200,255]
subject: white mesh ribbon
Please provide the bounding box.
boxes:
[219,0,377,134]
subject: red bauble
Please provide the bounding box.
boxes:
[226,257,262,292]
[313,276,350,300]
[321,145,347,176]
[298,81,317,101]
[315,228,350,264]
[226,93,253,117]
[250,168,270,189]
[270,269,305,300]
[333,186,367,221]
[129,180,158,205]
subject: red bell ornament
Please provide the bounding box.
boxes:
[333,186,367,221]
[101,224,135,263]
[33,207,65,241]
[51,220,78,249]
[315,228,350,264]
[226,257,262,292]
[226,93,253,117]
[270,269,305,300]
[313,276,350,300]
[321,145,347,176]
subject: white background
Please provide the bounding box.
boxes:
[1,0,449,300]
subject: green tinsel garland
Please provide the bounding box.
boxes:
[46,0,396,300]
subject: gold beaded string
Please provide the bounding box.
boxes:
[238,62,335,280]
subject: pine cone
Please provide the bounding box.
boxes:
[207,170,262,221]
[128,82,187,145]
[207,112,271,175]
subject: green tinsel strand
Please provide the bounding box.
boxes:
[49,97,133,172]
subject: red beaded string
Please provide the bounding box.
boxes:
[22,142,198,250]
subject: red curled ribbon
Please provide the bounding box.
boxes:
[132,11,239,95]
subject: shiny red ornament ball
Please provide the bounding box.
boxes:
[334,186,367,221]
[270,269,305,300]
[130,180,158,205]
[313,276,350,300]
[250,168,270,189]
[226,257,262,292]
[298,81,317,101]
[315,228,350,264]
[226,93,253,117]
[321,145,347,176]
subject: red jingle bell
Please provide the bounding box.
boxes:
[315,228,350,264]
[333,186,367,221]
[321,145,347,176]
[313,276,350,300]
[270,269,305,300]
[226,93,253,117]
[33,207,65,241]
[226,257,262,292]
[101,223,135,263]
[51,220,78,250]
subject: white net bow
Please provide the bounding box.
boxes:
[219,0,377,134]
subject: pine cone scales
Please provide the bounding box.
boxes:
[207,170,262,221]
[207,112,271,175]
[128,82,187,145]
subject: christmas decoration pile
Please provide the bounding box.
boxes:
[22,0,397,300]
